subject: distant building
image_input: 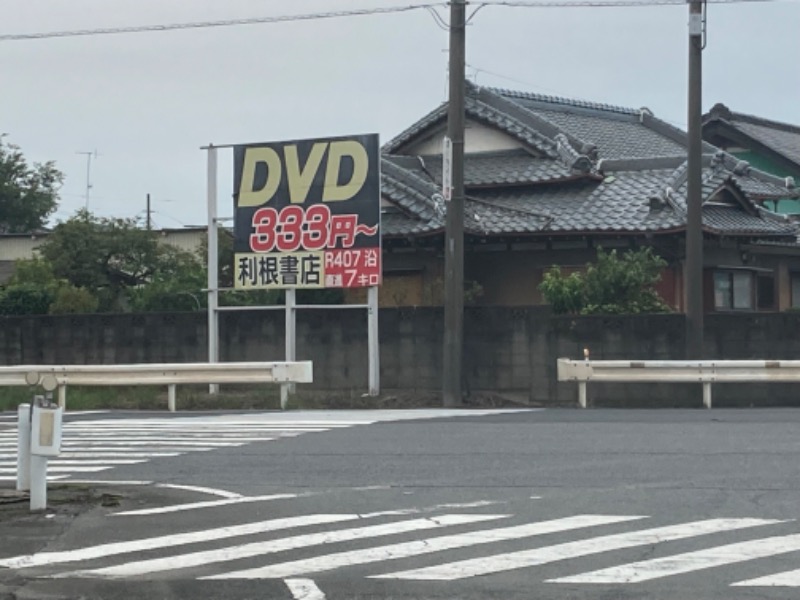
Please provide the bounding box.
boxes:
[0,227,207,284]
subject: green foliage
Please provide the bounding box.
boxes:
[539,267,585,314]
[49,285,99,314]
[39,210,164,311]
[0,136,62,233]
[0,283,54,315]
[126,242,208,312]
[539,247,671,315]
[7,257,58,287]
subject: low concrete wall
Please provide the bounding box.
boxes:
[2,308,800,407]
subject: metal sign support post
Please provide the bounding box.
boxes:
[16,403,30,491]
[368,286,380,396]
[207,145,220,394]
[281,289,297,409]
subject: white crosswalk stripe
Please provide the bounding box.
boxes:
[2,508,799,587]
[551,532,800,584]
[0,415,376,481]
[369,518,781,581]
[733,568,800,587]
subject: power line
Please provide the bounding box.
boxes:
[482,0,778,6]
[1,0,787,42]
[0,4,445,42]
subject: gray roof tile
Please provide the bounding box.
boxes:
[419,150,578,187]
[704,103,800,169]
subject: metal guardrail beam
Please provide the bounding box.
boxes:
[0,362,313,411]
[557,358,800,409]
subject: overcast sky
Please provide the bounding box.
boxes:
[3,0,798,229]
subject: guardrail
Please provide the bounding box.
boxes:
[557,358,800,409]
[0,362,313,412]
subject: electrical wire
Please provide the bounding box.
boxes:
[0,3,446,42]
[1,0,789,42]
[483,0,778,7]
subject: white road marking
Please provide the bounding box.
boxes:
[66,514,505,579]
[733,568,800,587]
[207,514,643,580]
[0,466,112,473]
[433,501,502,509]
[285,578,326,600]
[63,479,154,486]
[112,493,300,516]
[0,452,181,459]
[379,518,782,581]
[554,530,800,584]
[155,483,241,499]
[61,441,247,447]
[0,514,360,569]
[0,460,146,466]
[0,475,68,482]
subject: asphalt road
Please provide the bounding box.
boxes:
[2,407,800,600]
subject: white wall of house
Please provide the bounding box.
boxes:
[408,119,522,155]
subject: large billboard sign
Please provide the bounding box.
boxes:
[233,134,381,289]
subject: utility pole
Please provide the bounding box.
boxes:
[685,0,704,359]
[146,193,152,230]
[443,0,466,407]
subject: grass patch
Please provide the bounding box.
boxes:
[1,386,527,412]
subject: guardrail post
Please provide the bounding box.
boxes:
[578,382,587,409]
[16,403,31,492]
[168,384,177,412]
[57,385,66,410]
[703,382,712,409]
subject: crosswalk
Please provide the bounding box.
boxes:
[0,414,374,482]
[0,408,533,483]
[2,505,800,588]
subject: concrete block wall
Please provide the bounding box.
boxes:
[3,309,800,406]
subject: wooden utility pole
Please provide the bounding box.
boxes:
[443,0,466,407]
[685,0,704,358]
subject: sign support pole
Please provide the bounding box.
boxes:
[207,145,220,394]
[281,288,297,409]
[368,285,380,396]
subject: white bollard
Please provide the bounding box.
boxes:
[16,404,31,492]
[168,384,177,412]
[703,382,712,409]
[29,455,48,511]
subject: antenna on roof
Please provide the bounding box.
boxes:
[76,150,100,211]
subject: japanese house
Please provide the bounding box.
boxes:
[371,83,800,312]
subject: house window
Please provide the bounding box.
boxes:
[791,273,800,309]
[757,273,775,311]
[713,270,753,310]
[713,269,775,311]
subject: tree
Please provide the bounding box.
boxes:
[0,136,62,233]
[39,210,169,311]
[127,245,207,312]
[539,247,671,315]
[0,256,98,315]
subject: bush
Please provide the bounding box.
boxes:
[0,284,54,315]
[539,247,671,315]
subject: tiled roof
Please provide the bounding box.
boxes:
[416,150,579,187]
[380,87,799,242]
[704,103,800,169]
[702,205,795,236]
[492,87,689,160]
[381,158,798,239]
